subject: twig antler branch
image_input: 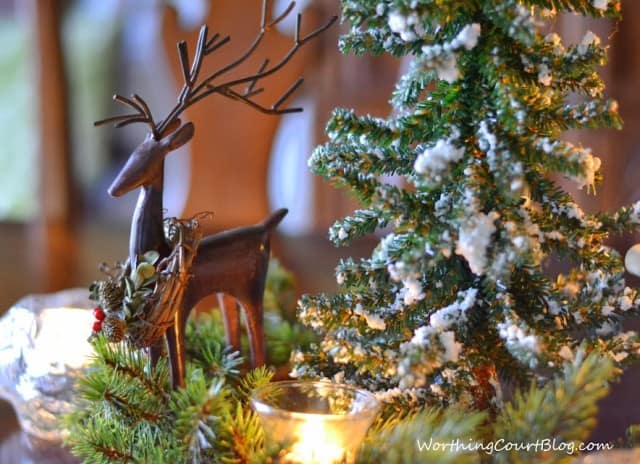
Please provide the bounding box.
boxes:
[95,0,337,139]
[95,94,160,139]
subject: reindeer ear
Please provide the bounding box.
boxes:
[160,118,182,137]
[162,122,195,152]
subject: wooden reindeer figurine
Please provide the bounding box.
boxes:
[97,1,336,388]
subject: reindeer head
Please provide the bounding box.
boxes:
[108,122,194,197]
[96,2,335,195]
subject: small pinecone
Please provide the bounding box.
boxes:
[102,316,126,343]
[165,219,180,246]
[99,280,124,314]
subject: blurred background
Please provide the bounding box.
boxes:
[0,0,401,309]
[1,0,640,452]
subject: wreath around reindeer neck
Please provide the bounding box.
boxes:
[89,213,210,347]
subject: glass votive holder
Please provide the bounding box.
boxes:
[251,380,380,464]
[0,289,95,444]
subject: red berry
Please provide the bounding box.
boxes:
[93,307,106,321]
[93,320,103,332]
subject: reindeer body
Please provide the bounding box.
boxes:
[169,209,287,386]
[184,209,288,312]
[110,124,286,388]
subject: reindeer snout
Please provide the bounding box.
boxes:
[108,171,129,197]
[108,145,163,197]
[108,157,147,197]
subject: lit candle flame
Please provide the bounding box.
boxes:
[287,416,346,463]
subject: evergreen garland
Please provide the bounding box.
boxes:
[356,349,613,463]
[64,323,269,463]
[64,261,309,463]
[64,346,614,462]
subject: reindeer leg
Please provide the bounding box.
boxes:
[166,307,188,389]
[149,339,164,367]
[240,299,266,367]
[218,293,241,351]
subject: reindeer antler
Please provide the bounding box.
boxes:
[96,0,337,139]
[95,94,160,139]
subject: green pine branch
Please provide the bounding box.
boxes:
[65,260,304,463]
[492,349,615,463]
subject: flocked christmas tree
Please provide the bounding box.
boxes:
[295,0,640,423]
